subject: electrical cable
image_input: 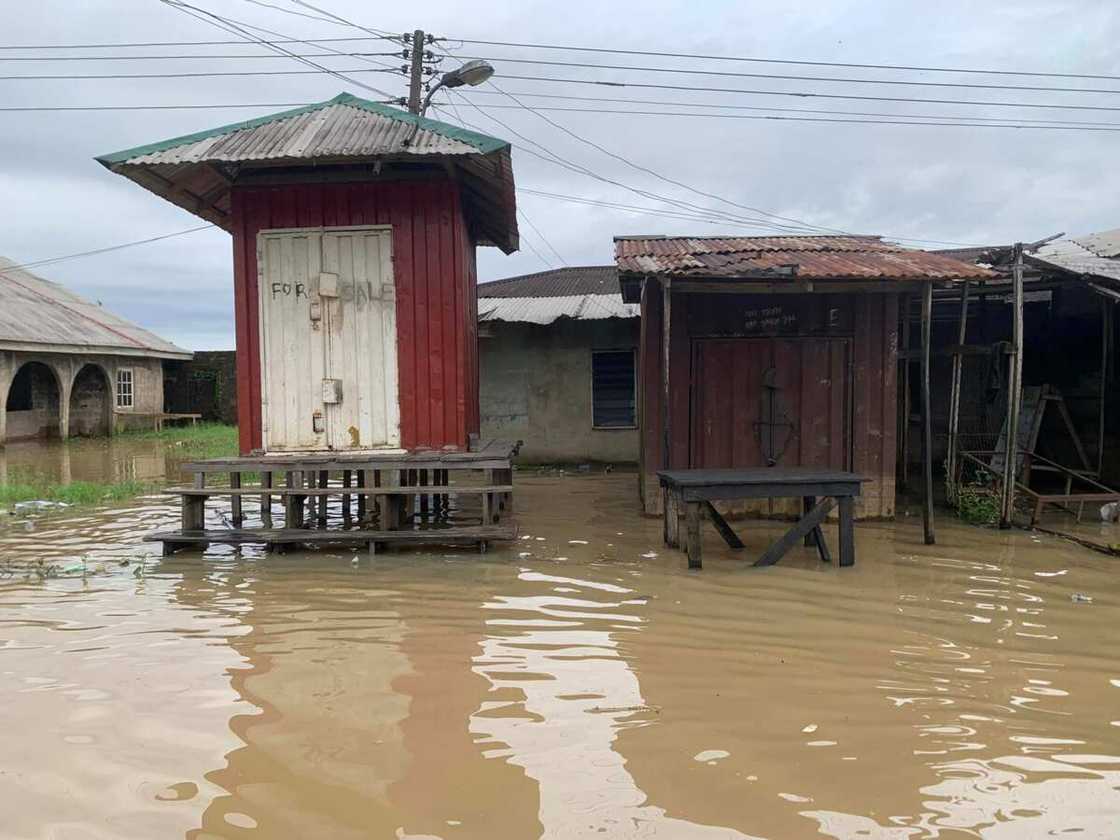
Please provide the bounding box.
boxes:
[0,226,214,274]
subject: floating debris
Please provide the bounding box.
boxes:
[640,551,658,559]
[693,749,730,763]
[1071,593,1094,604]
[802,724,818,733]
[13,500,71,515]
[568,539,589,545]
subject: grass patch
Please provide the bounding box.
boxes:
[96,422,240,461]
[0,479,158,509]
[1,424,240,515]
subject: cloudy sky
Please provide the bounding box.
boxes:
[1,0,1117,349]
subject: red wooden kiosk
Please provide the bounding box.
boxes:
[97,93,521,553]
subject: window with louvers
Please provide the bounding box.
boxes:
[591,350,636,428]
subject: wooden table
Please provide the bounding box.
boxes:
[658,468,866,569]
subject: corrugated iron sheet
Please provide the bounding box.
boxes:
[114,100,491,166]
[614,235,995,281]
[0,257,191,358]
[97,93,519,254]
[478,293,639,325]
[1030,230,1120,282]
[479,265,618,298]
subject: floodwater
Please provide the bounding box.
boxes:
[2,457,1120,838]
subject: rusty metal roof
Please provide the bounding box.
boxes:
[615,235,996,282]
[478,294,638,325]
[1030,229,1120,283]
[0,257,191,359]
[97,93,519,253]
[479,265,618,298]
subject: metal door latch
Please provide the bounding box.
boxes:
[322,378,342,404]
[312,410,324,434]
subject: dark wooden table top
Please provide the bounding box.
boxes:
[658,467,867,489]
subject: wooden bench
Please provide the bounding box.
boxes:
[658,468,866,570]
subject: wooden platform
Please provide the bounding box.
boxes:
[152,440,520,555]
[658,467,866,569]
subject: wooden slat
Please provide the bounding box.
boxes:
[165,485,514,497]
[147,525,516,545]
[754,498,836,567]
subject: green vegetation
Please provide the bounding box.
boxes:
[82,422,240,461]
[948,464,1001,526]
[0,424,239,516]
[0,479,157,509]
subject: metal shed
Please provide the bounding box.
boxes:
[616,235,993,522]
[98,92,518,456]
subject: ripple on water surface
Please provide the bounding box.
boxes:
[1,473,1119,838]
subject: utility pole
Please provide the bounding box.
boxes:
[407,29,425,114]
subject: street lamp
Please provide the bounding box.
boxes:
[421,59,495,115]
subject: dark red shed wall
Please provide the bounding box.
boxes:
[230,178,479,454]
[638,287,899,519]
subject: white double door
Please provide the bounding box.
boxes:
[258,226,400,452]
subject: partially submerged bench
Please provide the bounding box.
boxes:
[658,468,866,569]
[149,440,519,555]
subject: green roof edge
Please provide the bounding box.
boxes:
[95,92,508,166]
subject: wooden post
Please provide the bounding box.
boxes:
[661,279,673,471]
[317,470,329,526]
[356,469,367,521]
[342,469,352,522]
[899,294,912,489]
[1000,243,1025,529]
[946,281,971,504]
[920,281,936,545]
[261,471,273,529]
[838,496,855,567]
[1099,298,1111,477]
[407,29,426,114]
[230,471,243,526]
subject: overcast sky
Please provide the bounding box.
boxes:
[1,0,1117,350]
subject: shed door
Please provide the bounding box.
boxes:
[258,227,399,452]
[690,337,850,469]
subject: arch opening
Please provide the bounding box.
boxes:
[68,364,112,438]
[5,362,61,441]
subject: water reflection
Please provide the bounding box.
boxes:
[2,475,1120,838]
[470,568,758,839]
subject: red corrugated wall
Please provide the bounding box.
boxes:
[637,288,899,518]
[230,178,479,454]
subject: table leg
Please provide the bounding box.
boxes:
[703,501,744,549]
[685,501,702,570]
[838,496,855,567]
[755,498,836,567]
[803,495,832,563]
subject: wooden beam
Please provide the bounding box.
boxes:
[946,281,971,504]
[899,293,912,490]
[702,500,745,549]
[755,497,837,567]
[1000,243,1025,528]
[661,279,672,470]
[1100,297,1112,477]
[669,279,926,295]
[920,281,936,544]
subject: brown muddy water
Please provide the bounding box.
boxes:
[2,445,1120,838]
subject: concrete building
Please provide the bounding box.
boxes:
[479,266,640,464]
[0,256,191,444]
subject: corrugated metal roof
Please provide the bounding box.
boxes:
[97,93,519,254]
[99,94,505,166]
[479,266,617,298]
[1030,231,1120,282]
[478,293,639,325]
[0,257,191,359]
[615,234,996,281]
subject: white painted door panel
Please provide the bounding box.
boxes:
[258,226,398,452]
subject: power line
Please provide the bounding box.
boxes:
[157,0,400,99]
[0,102,390,112]
[447,38,1120,84]
[0,226,214,274]
[0,36,395,50]
[499,73,1120,113]
[0,51,405,61]
[472,85,849,234]
[437,99,1120,132]
[453,54,1120,96]
[463,89,1120,128]
[0,66,399,80]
